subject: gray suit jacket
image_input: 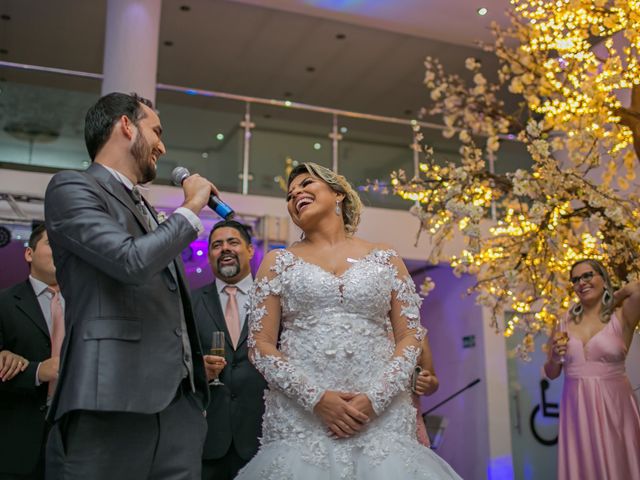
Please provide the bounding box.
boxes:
[44,163,209,421]
[192,283,267,461]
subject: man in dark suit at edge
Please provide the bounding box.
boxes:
[44,92,217,480]
[0,224,63,480]
[192,220,268,480]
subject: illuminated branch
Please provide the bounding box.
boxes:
[385,0,640,359]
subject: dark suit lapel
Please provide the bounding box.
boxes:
[14,280,50,339]
[87,163,152,233]
[146,201,161,224]
[140,195,162,230]
[202,286,235,351]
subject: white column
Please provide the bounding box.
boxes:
[481,307,514,479]
[101,0,162,103]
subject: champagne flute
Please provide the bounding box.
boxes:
[554,317,569,364]
[209,331,225,386]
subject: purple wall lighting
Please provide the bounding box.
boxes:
[0,238,30,289]
[414,264,488,479]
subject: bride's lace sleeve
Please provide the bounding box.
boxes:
[365,251,426,415]
[247,249,323,411]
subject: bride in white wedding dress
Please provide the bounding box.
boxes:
[235,163,461,480]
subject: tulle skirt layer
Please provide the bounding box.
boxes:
[235,437,461,480]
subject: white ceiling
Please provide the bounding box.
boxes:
[230,0,511,47]
[0,0,509,116]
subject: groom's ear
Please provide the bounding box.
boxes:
[118,115,136,141]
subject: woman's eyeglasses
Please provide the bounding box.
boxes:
[570,271,597,285]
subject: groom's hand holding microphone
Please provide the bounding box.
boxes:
[173,166,235,219]
[180,173,220,215]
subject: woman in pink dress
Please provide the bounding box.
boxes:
[544,259,640,480]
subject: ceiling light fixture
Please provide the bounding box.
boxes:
[477,7,488,16]
[313,143,321,150]
[216,133,224,141]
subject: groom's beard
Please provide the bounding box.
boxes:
[217,253,240,279]
[131,133,157,184]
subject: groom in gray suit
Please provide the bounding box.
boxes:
[44,92,216,480]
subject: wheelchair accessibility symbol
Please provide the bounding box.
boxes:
[529,379,558,446]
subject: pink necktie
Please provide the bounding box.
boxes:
[47,287,64,397]
[224,285,241,349]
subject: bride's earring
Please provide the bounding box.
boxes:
[335,200,341,216]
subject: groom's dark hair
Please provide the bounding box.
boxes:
[85,92,154,161]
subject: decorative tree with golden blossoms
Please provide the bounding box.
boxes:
[389,0,640,357]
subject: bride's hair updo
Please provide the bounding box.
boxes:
[287,162,363,236]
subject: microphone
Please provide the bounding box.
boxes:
[171,167,235,220]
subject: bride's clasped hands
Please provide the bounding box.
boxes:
[314,390,375,438]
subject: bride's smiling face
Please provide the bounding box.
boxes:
[286,173,342,229]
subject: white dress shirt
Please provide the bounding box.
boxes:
[29,275,65,386]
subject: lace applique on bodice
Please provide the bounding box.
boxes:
[246,248,429,475]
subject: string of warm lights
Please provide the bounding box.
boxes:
[382,0,640,358]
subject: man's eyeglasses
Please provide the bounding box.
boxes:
[570,271,597,285]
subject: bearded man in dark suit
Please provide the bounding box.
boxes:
[192,220,268,480]
[44,92,217,480]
